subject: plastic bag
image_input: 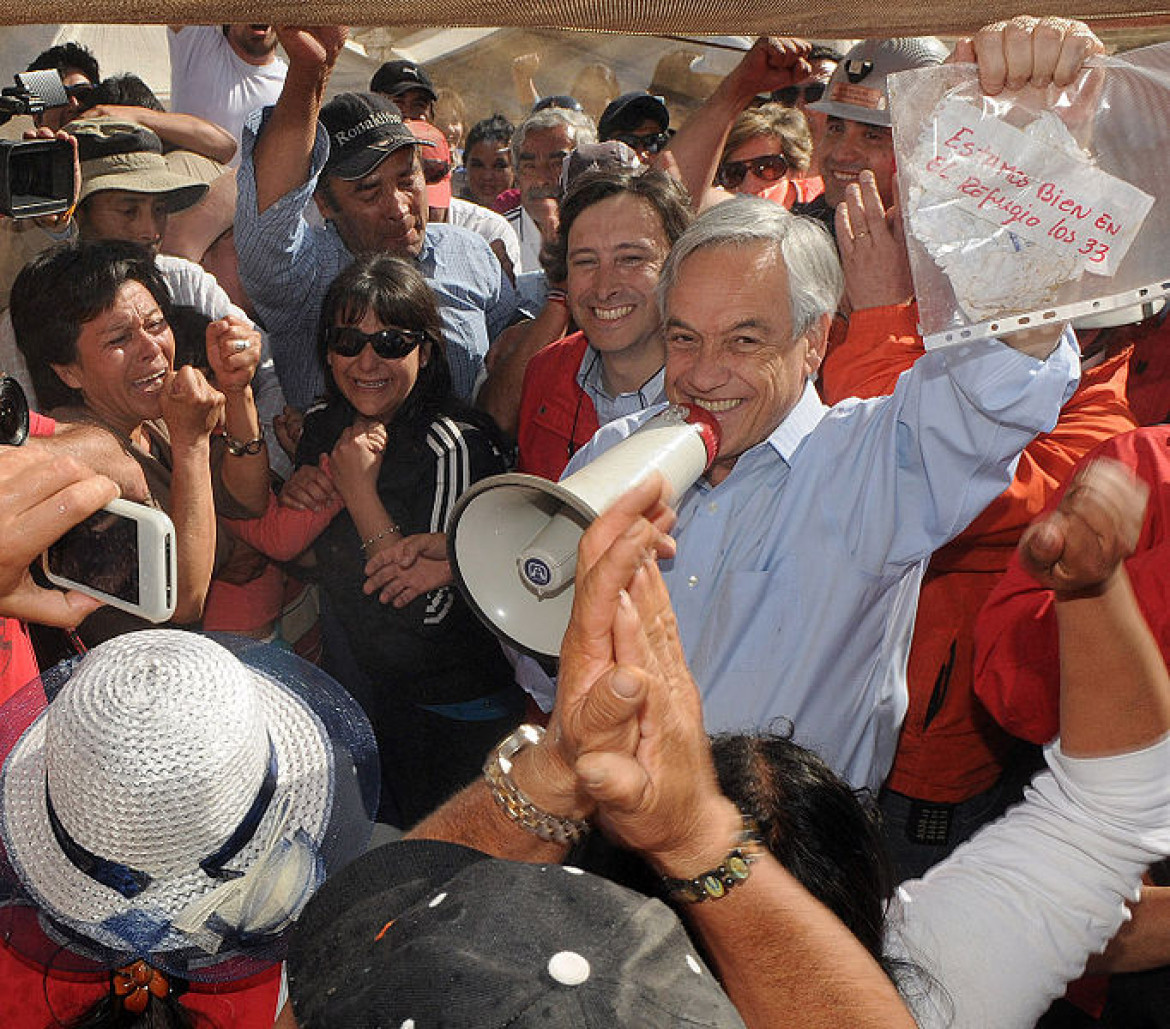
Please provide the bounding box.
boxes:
[888,45,1170,348]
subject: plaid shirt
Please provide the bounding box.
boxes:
[236,109,516,410]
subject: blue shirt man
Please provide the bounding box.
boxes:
[517,198,1079,792]
[235,40,515,410]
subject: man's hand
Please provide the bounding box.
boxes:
[0,448,119,625]
[279,460,339,511]
[725,37,813,100]
[573,540,739,876]
[205,316,261,394]
[1020,457,1148,597]
[953,16,1104,95]
[159,366,224,447]
[519,475,677,820]
[363,532,452,606]
[275,26,348,72]
[835,171,913,312]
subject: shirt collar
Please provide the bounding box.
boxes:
[575,345,666,406]
[762,378,827,463]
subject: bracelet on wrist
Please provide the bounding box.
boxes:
[359,523,400,553]
[483,724,589,845]
[660,812,763,903]
[218,431,265,457]
[545,288,567,305]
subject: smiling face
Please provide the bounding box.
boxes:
[52,280,175,435]
[723,135,790,197]
[327,309,423,423]
[664,243,826,485]
[317,147,428,258]
[818,116,897,209]
[77,191,170,253]
[567,192,670,369]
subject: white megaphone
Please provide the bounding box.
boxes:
[447,404,719,658]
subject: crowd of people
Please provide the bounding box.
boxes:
[1,14,1169,1028]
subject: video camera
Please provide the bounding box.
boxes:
[0,69,76,218]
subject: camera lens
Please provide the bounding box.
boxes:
[0,375,30,446]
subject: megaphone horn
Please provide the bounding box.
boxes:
[448,404,719,658]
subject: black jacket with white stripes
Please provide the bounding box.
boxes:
[298,399,518,707]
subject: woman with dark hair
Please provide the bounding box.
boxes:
[291,252,525,826]
[461,114,516,211]
[10,239,269,643]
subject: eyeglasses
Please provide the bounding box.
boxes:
[772,83,827,107]
[326,325,426,360]
[611,131,670,154]
[718,153,789,190]
[420,158,451,184]
[64,82,94,102]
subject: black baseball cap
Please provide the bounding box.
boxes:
[318,92,435,181]
[369,59,438,101]
[598,92,670,140]
[287,839,748,1028]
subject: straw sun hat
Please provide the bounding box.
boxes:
[0,630,378,983]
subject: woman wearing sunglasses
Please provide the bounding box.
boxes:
[715,103,823,210]
[291,253,526,828]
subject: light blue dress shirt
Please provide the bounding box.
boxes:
[517,332,1080,791]
[236,110,516,410]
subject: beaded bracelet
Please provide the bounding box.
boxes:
[660,813,764,903]
[359,523,400,553]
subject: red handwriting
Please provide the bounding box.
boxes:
[956,175,1042,229]
[943,128,1031,187]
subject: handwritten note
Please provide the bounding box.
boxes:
[917,99,1153,276]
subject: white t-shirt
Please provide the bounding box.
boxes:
[168,26,287,167]
[448,197,521,271]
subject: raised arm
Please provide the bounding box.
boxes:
[253,26,347,213]
[158,366,224,622]
[82,104,237,164]
[1019,457,1166,756]
[657,37,809,208]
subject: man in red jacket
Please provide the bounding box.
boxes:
[515,167,691,481]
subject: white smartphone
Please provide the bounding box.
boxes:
[43,499,177,623]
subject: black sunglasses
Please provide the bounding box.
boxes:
[326,325,426,360]
[718,153,789,190]
[421,157,451,184]
[612,130,670,154]
[772,83,827,107]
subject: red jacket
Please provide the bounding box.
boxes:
[822,303,1136,799]
[975,427,1170,744]
[516,331,598,482]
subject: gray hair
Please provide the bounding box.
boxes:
[511,108,597,164]
[657,197,843,339]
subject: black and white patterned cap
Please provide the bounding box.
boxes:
[287,839,748,1028]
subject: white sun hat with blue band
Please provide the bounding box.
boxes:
[0,630,378,983]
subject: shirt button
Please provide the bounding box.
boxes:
[687,575,699,588]
[707,501,718,513]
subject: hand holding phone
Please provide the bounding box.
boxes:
[43,498,177,624]
[0,447,118,626]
